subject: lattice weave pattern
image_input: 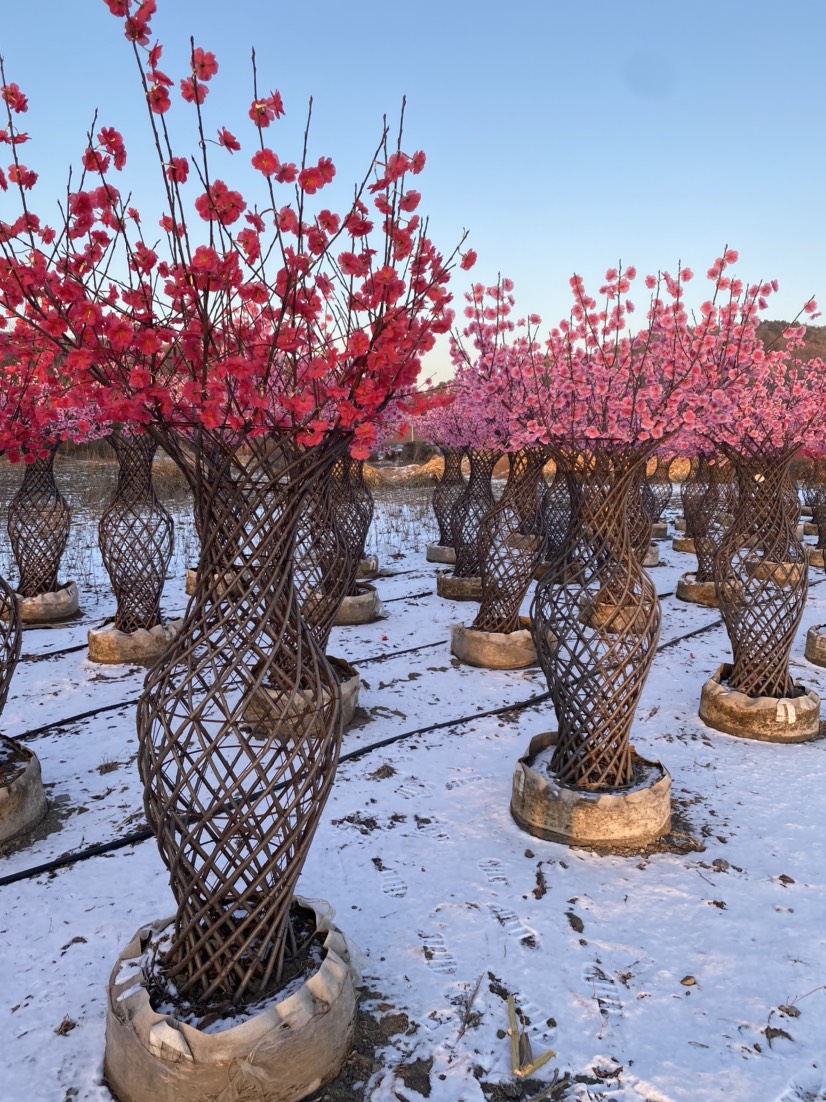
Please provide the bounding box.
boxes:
[688,456,727,584]
[531,449,661,790]
[294,471,354,653]
[473,448,547,635]
[714,448,805,698]
[452,448,500,579]
[432,446,465,547]
[7,444,70,598]
[99,432,174,634]
[330,457,374,596]
[0,574,21,714]
[138,433,343,1004]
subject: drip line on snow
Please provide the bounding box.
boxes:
[4,574,825,885]
[0,689,552,887]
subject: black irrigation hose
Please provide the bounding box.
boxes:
[0,688,553,888]
[5,572,825,886]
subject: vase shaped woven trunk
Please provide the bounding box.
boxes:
[100,431,174,633]
[531,449,660,790]
[137,432,343,1005]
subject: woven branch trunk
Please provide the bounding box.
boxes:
[642,457,672,523]
[452,448,500,579]
[7,444,70,597]
[0,573,21,714]
[473,448,547,635]
[531,449,661,790]
[432,446,466,547]
[628,466,654,562]
[688,457,728,584]
[539,468,575,567]
[99,432,174,634]
[137,431,344,1006]
[714,447,805,698]
[331,457,374,597]
[294,471,355,653]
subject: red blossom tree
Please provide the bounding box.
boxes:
[0,0,470,1006]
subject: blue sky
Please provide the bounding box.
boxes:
[2,1,824,378]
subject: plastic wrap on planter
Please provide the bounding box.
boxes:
[450,618,536,670]
[88,621,183,665]
[0,736,47,844]
[426,543,456,564]
[103,898,359,1102]
[17,580,79,624]
[675,572,719,608]
[510,731,671,850]
[435,571,482,602]
[333,583,383,626]
[699,663,820,743]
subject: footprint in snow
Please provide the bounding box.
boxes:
[583,963,623,1019]
[777,1060,826,1102]
[488,903,539,948]
[418,931,457,975]
[478,857,510,886]
[377,867,407,898]
[445,772,483,791]
[395,780,435,800]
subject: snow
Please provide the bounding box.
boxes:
[2,483,826,1101]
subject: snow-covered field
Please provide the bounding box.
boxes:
[2,478,826,1102]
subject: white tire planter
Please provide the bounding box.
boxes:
[699,663,820,743]
[435,571,482,601]
[356,556,379,580]
[651,520,669,540]
[426,543,456,564]
[185,567,198,596]
[674,516,686,532]
[804,521,819,537]
[0,736,47,844]
[334,583,383,626]
[450,618,536,670]
[808,547,825,569]
[805,625,826,669]
[104,898,359,1102]
[675,572,719,607]
[672,535,695,554]
[744,559,805,587]
[328,656,360,728]
[16,581,79,624]
[88,620,183,665]
[643,543,659,567]
[510,731,671,850]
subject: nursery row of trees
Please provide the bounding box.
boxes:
[1,1,825,1098]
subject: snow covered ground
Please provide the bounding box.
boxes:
[2,483,826,1102]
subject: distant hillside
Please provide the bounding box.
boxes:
[757,321,826,361]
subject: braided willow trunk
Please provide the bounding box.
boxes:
[629,466,654,562]
[99,432,174,633]
[472,448,547,635]
[331,457,374,596]
[137,431,344,1005]
[810,458,826,553]
[714,447,805,698]
[539,468,575,567]
[0,574,21,713]
[531,448,660,790]
[432,446,465,547]
[642,456,672,523]
[294,472,354,652]
[690,457,728,584]
[452,448,500,579]
[7,444,70,597]
[679,456,707,541]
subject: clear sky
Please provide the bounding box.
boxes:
[2,1,825,378]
